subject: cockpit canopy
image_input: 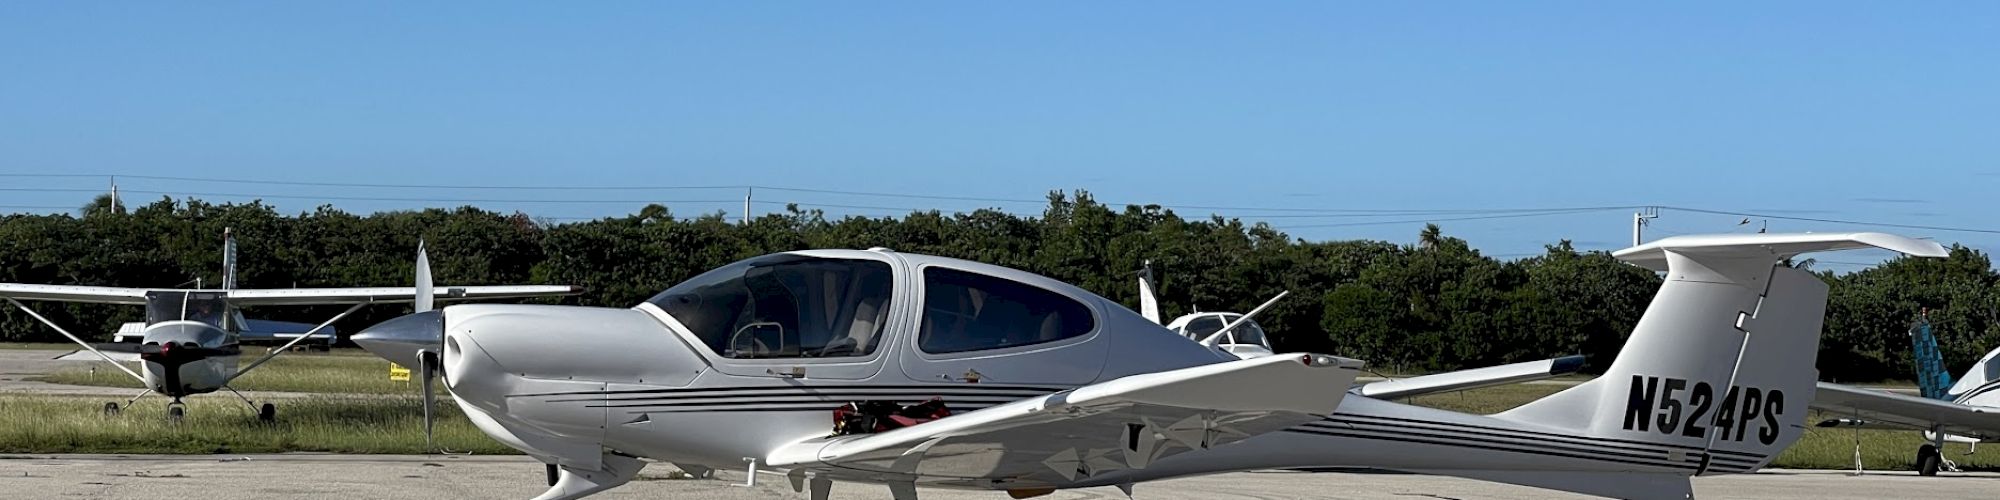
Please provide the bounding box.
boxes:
[648,254,895,359]
[645,252,1102,361]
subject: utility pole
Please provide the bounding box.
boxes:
[109,176,119,214]
[742,187,752,225]
[1632,207,1659,246]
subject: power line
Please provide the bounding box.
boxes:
[10,173,2000,235]
[1281,208,1617,229]
[0,173,1653,217]
[1660,206,2000,235]
[0,173,747,192]
[118,189,742,205]
[0,187,105,193]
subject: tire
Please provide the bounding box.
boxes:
[545,463,559,486]
[167,405,185,424]
[102,402,120,417]
[258,403,276,423]
[1917,444,1941,476]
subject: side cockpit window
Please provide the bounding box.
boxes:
[919,267,1094,354]
[648,256,893,359]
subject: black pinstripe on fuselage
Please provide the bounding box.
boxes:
[513,384,1069,414]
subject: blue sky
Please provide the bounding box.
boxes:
[2,3,1996,268]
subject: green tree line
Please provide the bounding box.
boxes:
[3,193,1992,382]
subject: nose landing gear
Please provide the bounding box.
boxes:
[167,400,186,424]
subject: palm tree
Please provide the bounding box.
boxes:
[80,193,124,217]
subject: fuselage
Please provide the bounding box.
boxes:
[434,249,1774,494]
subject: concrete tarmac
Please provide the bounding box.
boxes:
[1,454,1994,500]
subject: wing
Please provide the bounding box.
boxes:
[1811,382,2000,439]
[767,354,1363,488]
[0,284,150,305]
[1354,355,1586,400]
[223,285,582,306]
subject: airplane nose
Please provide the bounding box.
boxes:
[350,310,444,369]
[415,304,709,472]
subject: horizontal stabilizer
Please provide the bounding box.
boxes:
[57,349,139,362]
[1615,232,1947,272]
[1810,382,2000,440]
[1355,355,1585,400]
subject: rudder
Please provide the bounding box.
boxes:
[1496,233,1947,474]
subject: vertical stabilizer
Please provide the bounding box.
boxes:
[1495,233,1947,474]
[1137,261,1161,324]
[1910,314,1953,400]
[221,228,238,291]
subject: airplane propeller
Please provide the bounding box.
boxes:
[350,241,449,453]
[414,241,440,452]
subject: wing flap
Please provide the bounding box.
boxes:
[1811,382,2000,439]
[769,354,1363,487]
[224,285,581,306]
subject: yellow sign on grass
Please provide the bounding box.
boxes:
[389,363,411,382]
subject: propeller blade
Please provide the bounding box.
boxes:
[420,349,439,453]
[414,241,434,314]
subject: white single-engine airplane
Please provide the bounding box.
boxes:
[1134,261,1278,359]
[0,231,579,422]
[353,232,1945,500]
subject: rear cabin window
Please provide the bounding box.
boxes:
[919,267,1095,354]
[1181,315,1225,341]
[647,256,894,359]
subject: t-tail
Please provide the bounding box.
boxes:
[1476,233,1948,495]
[1910,312,1954,400]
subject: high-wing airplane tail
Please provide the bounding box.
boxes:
[1136,261,1161,324]
[1493,233,1949,476]
[222,228,238,291]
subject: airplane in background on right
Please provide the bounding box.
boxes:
[1134,262,1587,400]
[1813,314,2000,475]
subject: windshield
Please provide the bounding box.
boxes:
[646,254,894,359]
[145,291,231,329]
[1183,314,1268,347]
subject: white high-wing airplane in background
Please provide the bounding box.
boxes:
[0,230,580,422]
[1135,262,1588,399]
[353,232,1946,500]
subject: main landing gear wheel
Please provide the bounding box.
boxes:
[258,403,276,423]
[102,402,120,417]
[167,403,185,424]
[546,463,559,486]
[1917,444,1942,476]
